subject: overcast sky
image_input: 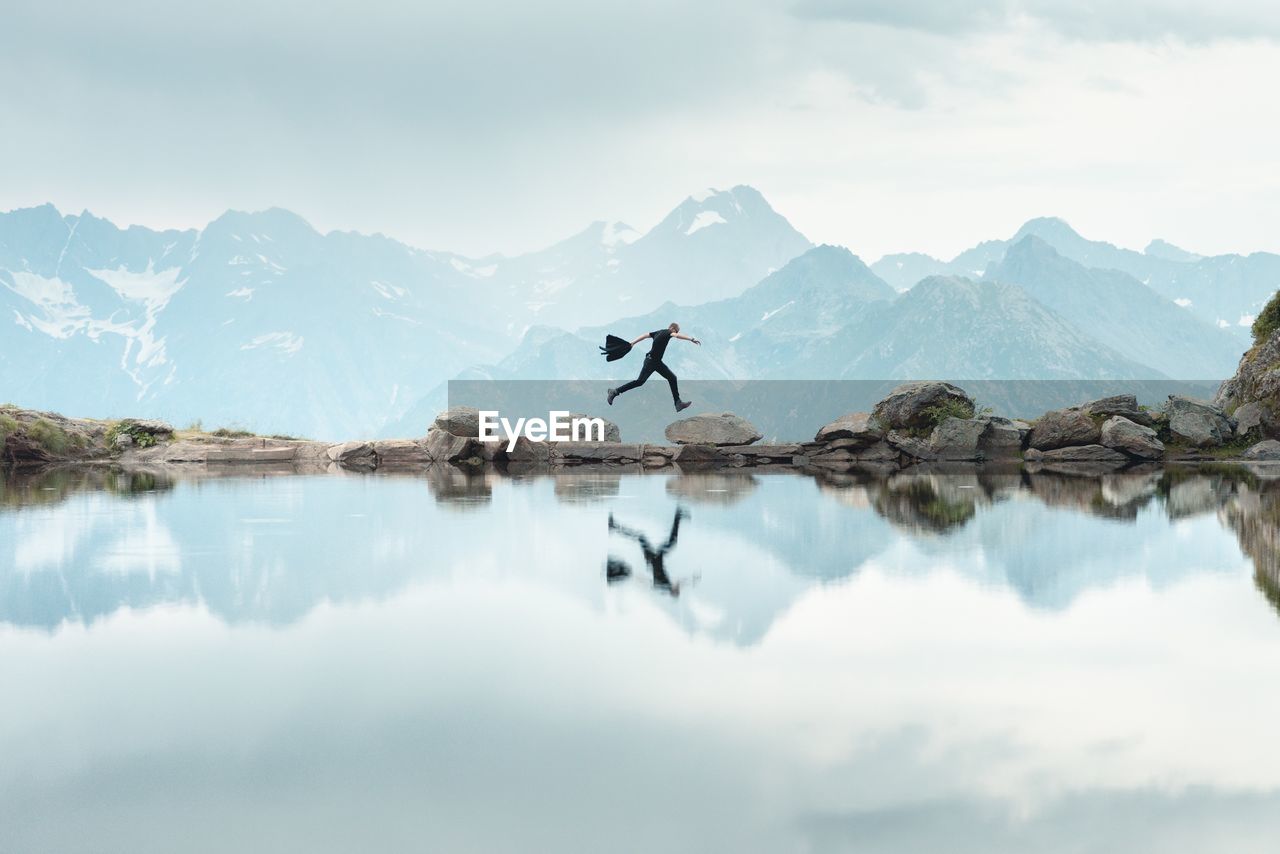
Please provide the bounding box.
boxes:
[2,0,1278,260]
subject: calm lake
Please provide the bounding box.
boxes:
[2,464,1279,853]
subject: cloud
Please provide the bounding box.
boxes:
[793,0,1280,42]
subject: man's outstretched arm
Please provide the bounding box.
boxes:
[674,333,702,345]
[629,332,651,346]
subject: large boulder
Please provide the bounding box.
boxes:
[814,412,884,447]
[564,413,621,443]
[425,428,481,463]
[1100,415,1164,460]
[928,417,987,461]
[1027,408,1101,451]
[119,418,175,439]
[1244,439,1280,461]
[871,382,974,432]
[978,417,1025,458]
[1082,394,1154,427]
[1233,401,1274,440]
[665,413,762,446]
[432,406,482,438]
[1166,396,1234,448]
[923,416,1026,461]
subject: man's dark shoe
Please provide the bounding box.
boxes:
[607,388,618,405]
[675,400,692,412]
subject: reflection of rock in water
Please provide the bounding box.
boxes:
[1218,474,1280,618]
[554,472,621,504]
[1026,471,1160,520]
[1161,469,1240,519]
[1,465,175,509]
[872,473,978,533]
[665,472,759,506]
[425,465,492,509]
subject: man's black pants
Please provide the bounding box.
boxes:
[616,356,680,404]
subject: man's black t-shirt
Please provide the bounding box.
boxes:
[647,329,673,361]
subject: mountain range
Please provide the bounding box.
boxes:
[2,187,1274,439]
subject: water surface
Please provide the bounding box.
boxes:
[2,464,1279,853]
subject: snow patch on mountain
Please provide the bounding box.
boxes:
[6,276,90,338]
[241,332,304,355]
[88,265,184,306]
[686,211,727,235]
[372,280,407,300]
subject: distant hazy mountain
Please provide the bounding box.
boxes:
[473,185,813,331]
[873,216,1280,336]
[798,276,1159,381]
[986,237,1243,380]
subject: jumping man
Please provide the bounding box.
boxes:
[607,322,700,411]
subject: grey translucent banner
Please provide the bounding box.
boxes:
[448,379,1223,444]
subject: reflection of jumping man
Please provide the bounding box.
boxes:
[608,507,689,596]
[607,323,700,412]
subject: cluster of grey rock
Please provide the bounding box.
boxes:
[802,383,1280,469]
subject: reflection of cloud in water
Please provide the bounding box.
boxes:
[94,501,182,577]
[0,464,1278,638]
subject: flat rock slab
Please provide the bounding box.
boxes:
[1039,444,1129,464]
[722,443,801,459]
[553,442,646,463]
[665,413,763,446]
[371,439,432,466]
[814,413,883,445]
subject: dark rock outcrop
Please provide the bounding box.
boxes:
[0,406,110,463]
[1216,322,1280,439]
[871,382,974,432]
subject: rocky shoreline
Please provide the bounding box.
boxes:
[3,383,1278,478]
[5,326,1280,475]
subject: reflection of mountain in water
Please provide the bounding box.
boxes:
[1,463,1277,637]
[0,466,491,631]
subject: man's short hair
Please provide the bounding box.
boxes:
[669,322,680,333]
